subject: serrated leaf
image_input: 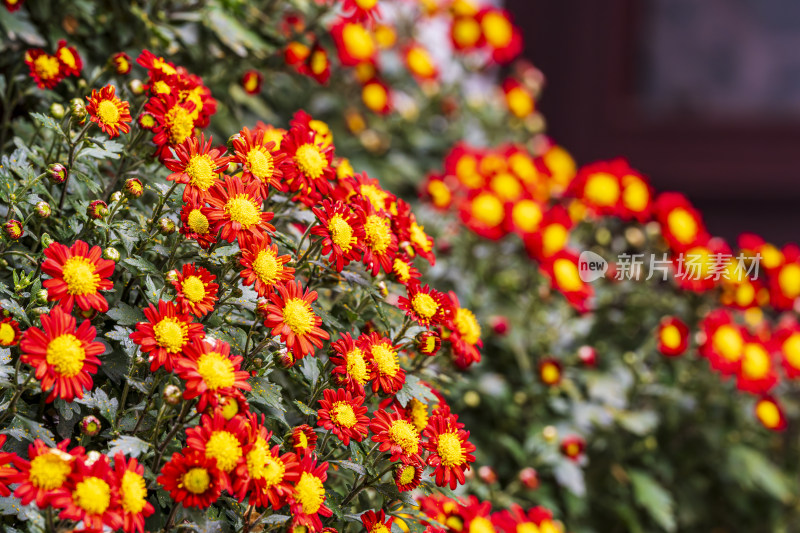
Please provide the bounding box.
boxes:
[11,416,55,446]
[30,112,66,138]
[293,400,317,416]
[374,483,416,507]
[81,139,123,160]
[333,460,367,476]
[249,377,286,413]
[299,356,320,387]
[107,435,152,458]
[0,298,29,326]
[106,302,146,326]
[629,469,676,532]
[395,375,437,407]
[122,257,160,277]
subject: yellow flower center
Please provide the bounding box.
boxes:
[62,256,100,296]
[294,472,325,515]
[282,298,315,336]
[453,18,482,48]
[342,23,376,61]
[346,348,369,384]
[470,517,496,533]
[667,208,698,245]
[295,431,308,449]
[437,432,465,466]
[96,100,121,126]
[359,184,388,212]
[0,322,16,345]
[220,396,239,420]
[247,439,285,486]
[196,351,236,390]
[507,87,534,118]
[756,400,781,429]
[388,419,419,456]
[181,276,207,303]
[541,363,560,384]
[182,467,210,494]
[364,215,392,255]
[481,12,513,48]
[622,176,649,212]
[153,317,188,353]
[252,248,282,285]
[153,80,172,95]
[742,343,771,379]
[517,522,541,533]
[455,308,481,345]
[28,451,72,490]
[73,476,111,515]
[225,194,262,228]
[412,293,439,320]
[247,148,275,181]
[398,464,416,485]
[328,214,355,252]
[779,263,800,298]
[660,325,682,350]
[371,343,399,377]
[428,180,452,209]
[205,430,243,472]
[120,470,148,514]
[408,399,429,432]
[46,334,86,378]
[511,200,543,233]
[410,222,432,252]
[584,173,620,206]
[553,258,583,292]
[331,401,358,428]
[491,173,522,202]
[712,325,743,362]
[294,144,327,180]
[407,47,436,78]
[542,224,569,257]
[355,0,377,9]
[166,105,195,145]
[782,333,800,369]
[34,54,60,80]
[185,154,216,191]
[362,83,388,112]
[393,259,411,283]
[181,213,208,240]
[471,192,504,227]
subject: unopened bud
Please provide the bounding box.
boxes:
[103,247,120,262]
[4,220,23,240]
[129,79,144,95]
[124,178,143,198]
[165,269,179,283]
[110,191,124,203]
[34,201,51,218]
[518,467,539,490]
[543,425,558,443]
[69,98,86,119]
[35,289,49,305]
[78,308,98,320]
[478,465,497,484]
[163,384,182,405]
[415,330,441,356]
[577,345,597,366]
[87,200,108,219]
[256,299,270,318]
[159,217,176,235]
[50,102,66,119]
[47,163,68,184]
[41,233,54,248]
[110,52,132,75]
[80,415,101,436]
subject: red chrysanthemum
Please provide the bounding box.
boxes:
[654,192,709,253]
[358,200,398,277]
[112,453,155,533]
[280,122,336,199]
[24,48,64,89]
[42,240,115,313]
[330,333,372,395]
[49,453,123,531]
[539,250,594,313]
[394,463,422,492]
[263,281,329,360]
[179,202,218,249]
[422,413,476,489]
[20,307,103,402]
[398,283,452,328]
[238,234,295,297]
[698,309,745,376]
[0,436,16,497]
[358,332,405,395]
[174,338,252,412]
[657,317,689,357]
[171,263,219,317]
[144,92,197,160]
[0,316,21,346]
[206,175,276,246]
[86,85,132,138]
[288,455,332,532]
[755,396,787,431]
[158,449,224,509]
[241,70,263,94]
[311,199,365,271]
[442,292,483,369]
[55,40,82,77]
[12,439,84,508]
[361,510,394,533]
[129,299,205,372]
[538,358,562,386]
[560,435,586,461]
[232,126,287,197]
[391,253,422,286]
[317,388,370,445]
[775,320,800,378]
[186,411,249,491]
[369,408,422,465]
[735,335,778,395]
[289,424,319,457]
[163,134,230,203]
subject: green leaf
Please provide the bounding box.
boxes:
[30,113,67,138]
[81,139,124,160]
[728,445,793,503]
[107,435,152,458]
[11,416,55,446]
[0,298,29,326]
[629,469,676,532]
[106,302,146,326]
[293,400,317,416]
[299,356,320,387]
[395,374,437,407]
[617,410,659,436]
[333,460,367,476]
[122,257,160,277]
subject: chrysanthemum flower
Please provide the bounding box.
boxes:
[42,240,115,314]
[540,251,594,313]
[289,455,332,532]
[12,439,83,508]
[698,309,745,375]
[50,453,122,531]
[362,509,394,533]
[171,263,219,317]
[560,435,585,461]
[523,205,573,260]
[358,332,405,395]
[443,292,482,368]
[164,134,230,203]
[337,172,396,214]
[502,78,535,119]
[110,52,132,75]
[317,388,370,445]
[0,317,20,346]
[174,338,252,412]
[478,8,522,64]
[407,218,436,266]
[239,235,295,297]
[130,300,205,372]
[358,202,398,276]
[158,449,224,509]
[112,453,154,533]
[654,192,709,252]
[263,281,329,360]
[775,321,800,378]
[391,253,422,286]
[179,202,217,249]
[137,49,178,77]
[281,122,336,200]
[234,414,301,508]
[493,504,557,533]
[770,245,800,311]
[330,333,372,395]
[206,175,275,246]
[331,20,377,66]
[311,199,365,271]
[86,85,132,138]
[361,78,392,115]
[3,0,24,12]
[459,190,508,241]
[144,92,197,160]
[450,14,483,52]
[186,411,249,491]
[422,413,476,489]
[232,126,287,197]
[538,358,562,386]
[241,70,263,94]
[657,317,689,357]
[288,424,318,457]
[755,396,787,431]
[393,463,422,492]
[301,42,332,85]
[0,436,15,497]
[370,408,422,465]
[736,336,778,395]
[55,40,82,77]
[24,48,63,89]
[342,0,382,23]
[20,307,102,402]
[398,283,452,328]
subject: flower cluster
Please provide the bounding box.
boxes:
[24,40,82,89]
[418,494,565,533]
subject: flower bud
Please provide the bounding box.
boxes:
[159,217,176,235]
[542,425,558,443]
[110,52,132,75]
[518,467,539,490]
[80,415,101,436]
[138,112,157,130]
[278,347,295,368]
[4,220,23,240]
[256,299,270,318]
[78,308,98,320]
[123,177,144,199]
[41,233,54,248]
[87,200,108,219]
[128,79,144,95]
[478,465,497,484]
[110,191,124,203]
[50,102,66,119]
[165,269,179,283]
[415,330,441,356]
[377,280,389,298]
[251,357,263,369]
[34,201,51,218]
[577,345,597,367]
[227,133,242,153]
[162,384,182,405]
[69,98,86,119]
[490,315,509,335]
[102,247,120,262]
[35,289,49,305]
[47,163,68,184]
[219,395,240,420]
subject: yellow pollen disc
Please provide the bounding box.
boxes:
[166,106,195,145]
[225,194,262,228]
[364,215,392,255]
[196,351,236,390]
[412,292,439,320]
[183,467,210,494]
[187,209,210,234]
[481,12,513,48]
[0,323,16,345]
[584,173,620,206]
[295,431,308,449]
[453,18,482,48]
[512,200,543,233]
[761,244,782,270]
[73,476,111,515]
[471,192,504,227]
[782,333,800,369]
[247,148,275,181]
[393,259,411,283]
[153,81,172,95]
[622,177,649,211]
[310,50,329,76]
[120,470,148,514]
[371,343,399,377]
[34,55,60,79]
[359,184,388,212]
[408,399,429,432]
[517,522,541,533]
[756,400,781,428]
[328,214,355,252]
[423,336,436,353]
[407,47,436,78]
[541,363,560,384]
[509,153,537,182]
[667,208,698,245]
[153,317,188,353]
[181,276,207,303]
[398,465,416,485]
[455,308,481,345]
[294,472,325,515]
[470,517,496,533]
[742,343,771,379]
[507,87,534,118]
[779,263,800,298]
[342,23,376,61]
[294,144,327,180]
[28,451,72,490]
[437,431,465,466]
[205,430,243,472]
[62,256,100,296]
[282,298,316,336]
[220,397,239,420]
[252,248,282,285]
[543,224,569,257]
[331,401,358,428]
[185,154,216,191]
[373,525,391,533]
[712,325,743,362]
[96,100,121,126]
[660,325,681,349]
[247,440,285,486]
[46,334,86,378]
[362,83,388,112]
[491,173,523,202]
[428,180,452,208]
[410,222,432,252]
[388,419,419,456]
[355,0,377,9]
[553,258,583,292]
[346,348,369,384]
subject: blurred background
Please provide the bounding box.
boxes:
[508,0,800,244]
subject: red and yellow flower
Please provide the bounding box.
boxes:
[179,202,217,249]
[361,509,394,533]
[175,338,252,412]
[331,20,378,66]
[288,424,319,457]
[25,48,63,89]
[359,332,406,395]
[164,134,230,203]
[232,127,287,195]
[171,263,219,317]
[394,463,423,492]
[754,396,787,431]
[281,122,336,200]
[263,281,329,359]
[0,435,15,497]
[186,411,249,491]
[422,413,476,489]
[443,292,482,368]
[206,175,276,245]
[42,240,115,314]
[540,251,593,313]
[330,333,372,394]
[86,85,132,138]
[311,199,365,271]
[130,299,205,372]
[12,439,83,507]
[736,336,778,395]
[657,317,689,356]
[289,456,332,531]
[0,317,20,347]
[654,192,709,252]
[241,70,263,94]
[50,453,123,531]
[239,235,295,297]
[359,201,399,276]
[158,449,224,509]
[370,408,422,465]
[699,309,745,375]
[55,40,82,77]
[502,78,535,119]
[317,388,370,445]
[113,454,154,533]
[560,435,585,461]
[478,8,522,64]
[399,283,452,328]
